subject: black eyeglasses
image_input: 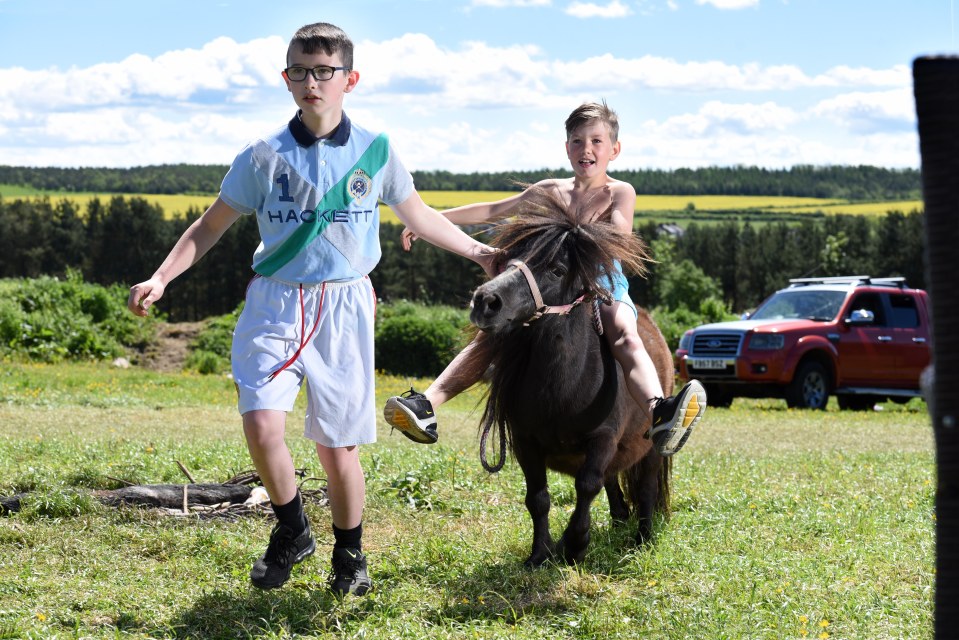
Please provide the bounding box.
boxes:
[283,65,349,82]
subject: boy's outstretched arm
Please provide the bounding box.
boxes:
[392,191,499,277]
[399,188,535,251]
[127,197,242,317]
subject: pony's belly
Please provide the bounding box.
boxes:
[544,453,586,475]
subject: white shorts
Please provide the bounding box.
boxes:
[232,275,377,448]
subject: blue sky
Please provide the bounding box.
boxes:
[0,0,954,173]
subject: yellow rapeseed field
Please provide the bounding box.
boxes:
[2,187,923,223]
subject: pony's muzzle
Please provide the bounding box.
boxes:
[470,289,503,328]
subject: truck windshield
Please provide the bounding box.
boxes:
[750,290,847,321]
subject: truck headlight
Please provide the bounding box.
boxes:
[749,334,784,350]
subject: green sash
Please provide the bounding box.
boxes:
[255,133,389,277]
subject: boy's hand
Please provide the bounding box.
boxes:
[477,246,503,279]
[127,279,165,317]
[400,227,418,251]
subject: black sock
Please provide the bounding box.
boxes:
[271,492,307,534]
[332,522,363,551]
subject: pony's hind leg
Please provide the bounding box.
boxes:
[604,478,630,524]
[625,457,662,546]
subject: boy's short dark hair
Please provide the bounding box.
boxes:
[565,101,620,144]
[288,22,354,70]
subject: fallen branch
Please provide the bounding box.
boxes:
[0,467,328,518]
[175,460,197,484]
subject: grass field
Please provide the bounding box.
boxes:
[0,361,934,639]
[1,185,923,226]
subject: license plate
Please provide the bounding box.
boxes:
[689,358,729,370]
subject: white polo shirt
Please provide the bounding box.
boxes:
[220,111,415,285]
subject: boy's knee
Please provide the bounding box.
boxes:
[243,411,285,447]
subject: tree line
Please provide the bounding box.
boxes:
[0,195,924,322]
[1,164,920,200]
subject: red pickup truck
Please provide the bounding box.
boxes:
[675,276,931,409]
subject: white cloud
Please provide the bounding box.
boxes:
[821,64,911,88]
[356,34,558,109]
[812,88,915,133]
[0,36,285,110]
[648,100,798,139]
[696,0,760,9]
[553,55,908,92]
[565,1,633,18]
[0,32,920,170]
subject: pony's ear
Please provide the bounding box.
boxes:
[491,249,510,275]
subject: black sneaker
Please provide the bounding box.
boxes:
[250,520,316,589]
[383,388,438,444]
[649,380,707,457]
[328,547,373,596]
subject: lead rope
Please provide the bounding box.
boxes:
[479,418,507,473]
[268,282,326,381]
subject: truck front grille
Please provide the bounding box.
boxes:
[690,333,743,357]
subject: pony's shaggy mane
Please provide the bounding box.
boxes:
[486,184,652,301]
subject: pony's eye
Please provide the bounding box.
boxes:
[550,265,567,278]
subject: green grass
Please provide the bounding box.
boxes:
[0,361,935,638]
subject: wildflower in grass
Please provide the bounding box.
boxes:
[36,612,46,622]
[749,503,757,509]
[800,629,808,638]
[819,619,829,628]
[819,633,829,639]
[799,616,808,624]
[647,580,658,587]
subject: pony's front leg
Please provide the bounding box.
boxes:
[517,450,553,568]
[557,431,617,564]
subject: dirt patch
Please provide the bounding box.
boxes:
[139,321,205,372]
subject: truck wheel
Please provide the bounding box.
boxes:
[785,361,830,410]
[837,395,878,411]
[703,384,733,408]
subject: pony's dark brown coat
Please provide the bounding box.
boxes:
[470,186,672,566]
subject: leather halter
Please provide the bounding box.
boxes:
[507,259,585,325]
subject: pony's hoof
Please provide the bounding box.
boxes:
[555,538,587,565]
[523,553,551,569]
[635,521,654,547]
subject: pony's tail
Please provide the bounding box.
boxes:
[621,453,672,518]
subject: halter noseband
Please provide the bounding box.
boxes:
[507,259,586,325]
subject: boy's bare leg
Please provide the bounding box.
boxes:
[243,409,299,505]
[384,332,492,443]
[600,302,664,416]
[317,443,373,596]
[424,332,492,408]
[244,409,317,589]
[600,302,706,457]
[315,444,365,529]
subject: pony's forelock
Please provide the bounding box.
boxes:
[487,184,651,299]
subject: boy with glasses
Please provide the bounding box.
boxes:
[127,22,495,596]
[385,102,707,458]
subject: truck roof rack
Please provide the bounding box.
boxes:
[787,276,908,288]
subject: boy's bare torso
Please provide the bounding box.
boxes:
[539,176,634,230]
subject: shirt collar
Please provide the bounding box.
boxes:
[288,111,352,148]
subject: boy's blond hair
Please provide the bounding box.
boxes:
[288,22,354,70]
[564,101,620,144]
